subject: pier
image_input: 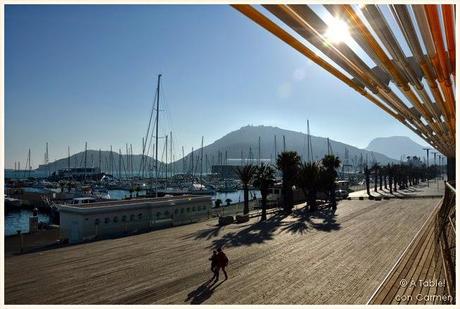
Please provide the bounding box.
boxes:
[5,182,445,304]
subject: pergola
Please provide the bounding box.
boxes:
[232,4,456,177]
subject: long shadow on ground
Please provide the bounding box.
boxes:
[282,204,340,234]
[185,278,225,304]
[210,213,288,249]
[183,204,342,249]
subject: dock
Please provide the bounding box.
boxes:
[5,188,443,304]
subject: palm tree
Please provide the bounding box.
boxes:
[365,166,371,195]
[371,163,379,192]
[276,151,301,214]
[253,164,276,221]
[321,155,341,207]
[297,162,320,211]
[234,164,256,215]
[388,164,393,194]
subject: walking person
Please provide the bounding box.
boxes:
[209,250,218,280]
[215,247,229,281]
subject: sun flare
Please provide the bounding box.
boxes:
[324,17,351,44]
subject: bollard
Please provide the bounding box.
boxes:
[17,230,23,254]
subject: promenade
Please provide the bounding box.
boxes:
[5,185,440,304]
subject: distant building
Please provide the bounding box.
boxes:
[51,167,102,180]
[211,165,239,178]
[58,195,212,243]
[212,159,272,178]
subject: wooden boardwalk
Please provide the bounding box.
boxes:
[5,198,440,304]
[369,184,455,305]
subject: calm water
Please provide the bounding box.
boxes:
[5,210,50,236]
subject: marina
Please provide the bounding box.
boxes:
[4,3,456,306]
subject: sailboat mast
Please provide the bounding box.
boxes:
[84,142,88,181]
[45,142,49,176]
[258,136,261,165]
[191,147,194,176]
[154,74,161,197]
[200,136,204,185]
[28,148,31,178]
[307,120,310,163]
[170,131,173,177]
[182,146,185,173]
[165,134,168,183]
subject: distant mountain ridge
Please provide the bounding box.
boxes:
[172,125,397,173]
[366,136,431,161]
[37,125,401,175]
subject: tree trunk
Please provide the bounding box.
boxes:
[243,186,249,215]
[261,192,267,221]
[374,171,378,192]
[389,175,393,194]
[365,170,370,195]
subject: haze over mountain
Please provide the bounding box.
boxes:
[35,125,400,176]
[174,125,396,173]
[36,150,164,177]
[366,136,431,161]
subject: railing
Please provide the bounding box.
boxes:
[435,181,456,302]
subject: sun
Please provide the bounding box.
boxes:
[324,17,352,44]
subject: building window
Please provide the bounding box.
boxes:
[130,214,135,221]
[138,213,143,220]
[192,206,196,212]
[122,215,127,222]
[156,212,161,218]
[175,209,179,215]
[113,216,119,223]
[105,217,110,224]
[187,207,190,212]
[180,208,184,214]
[164,210,170,217]
[95,218,100,225]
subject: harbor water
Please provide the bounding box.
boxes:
[5,210,51,236]
[4,189,260,236]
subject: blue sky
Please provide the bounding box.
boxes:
[5,5,428,169]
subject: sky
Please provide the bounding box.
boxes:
[5,5,429,169]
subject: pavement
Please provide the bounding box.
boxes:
[348,179,445,199]
[5,194,441,304]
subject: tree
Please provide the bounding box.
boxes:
[321,155,341,208]
[297,162,320,211]
[215,198,222,208]
[253,164,276,221]
[234,164,256,215]
[388,164,393,194]
[365,166,371,195]
[276,151,301,214]
[371,163,379,192]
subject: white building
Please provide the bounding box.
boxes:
[58,195,212,243]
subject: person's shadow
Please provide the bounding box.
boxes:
[185,278,225,304]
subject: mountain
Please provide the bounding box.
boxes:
[366,136,430,161]
[37,125,400,176]
[36,150,163,177]
[172,125,396,173]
